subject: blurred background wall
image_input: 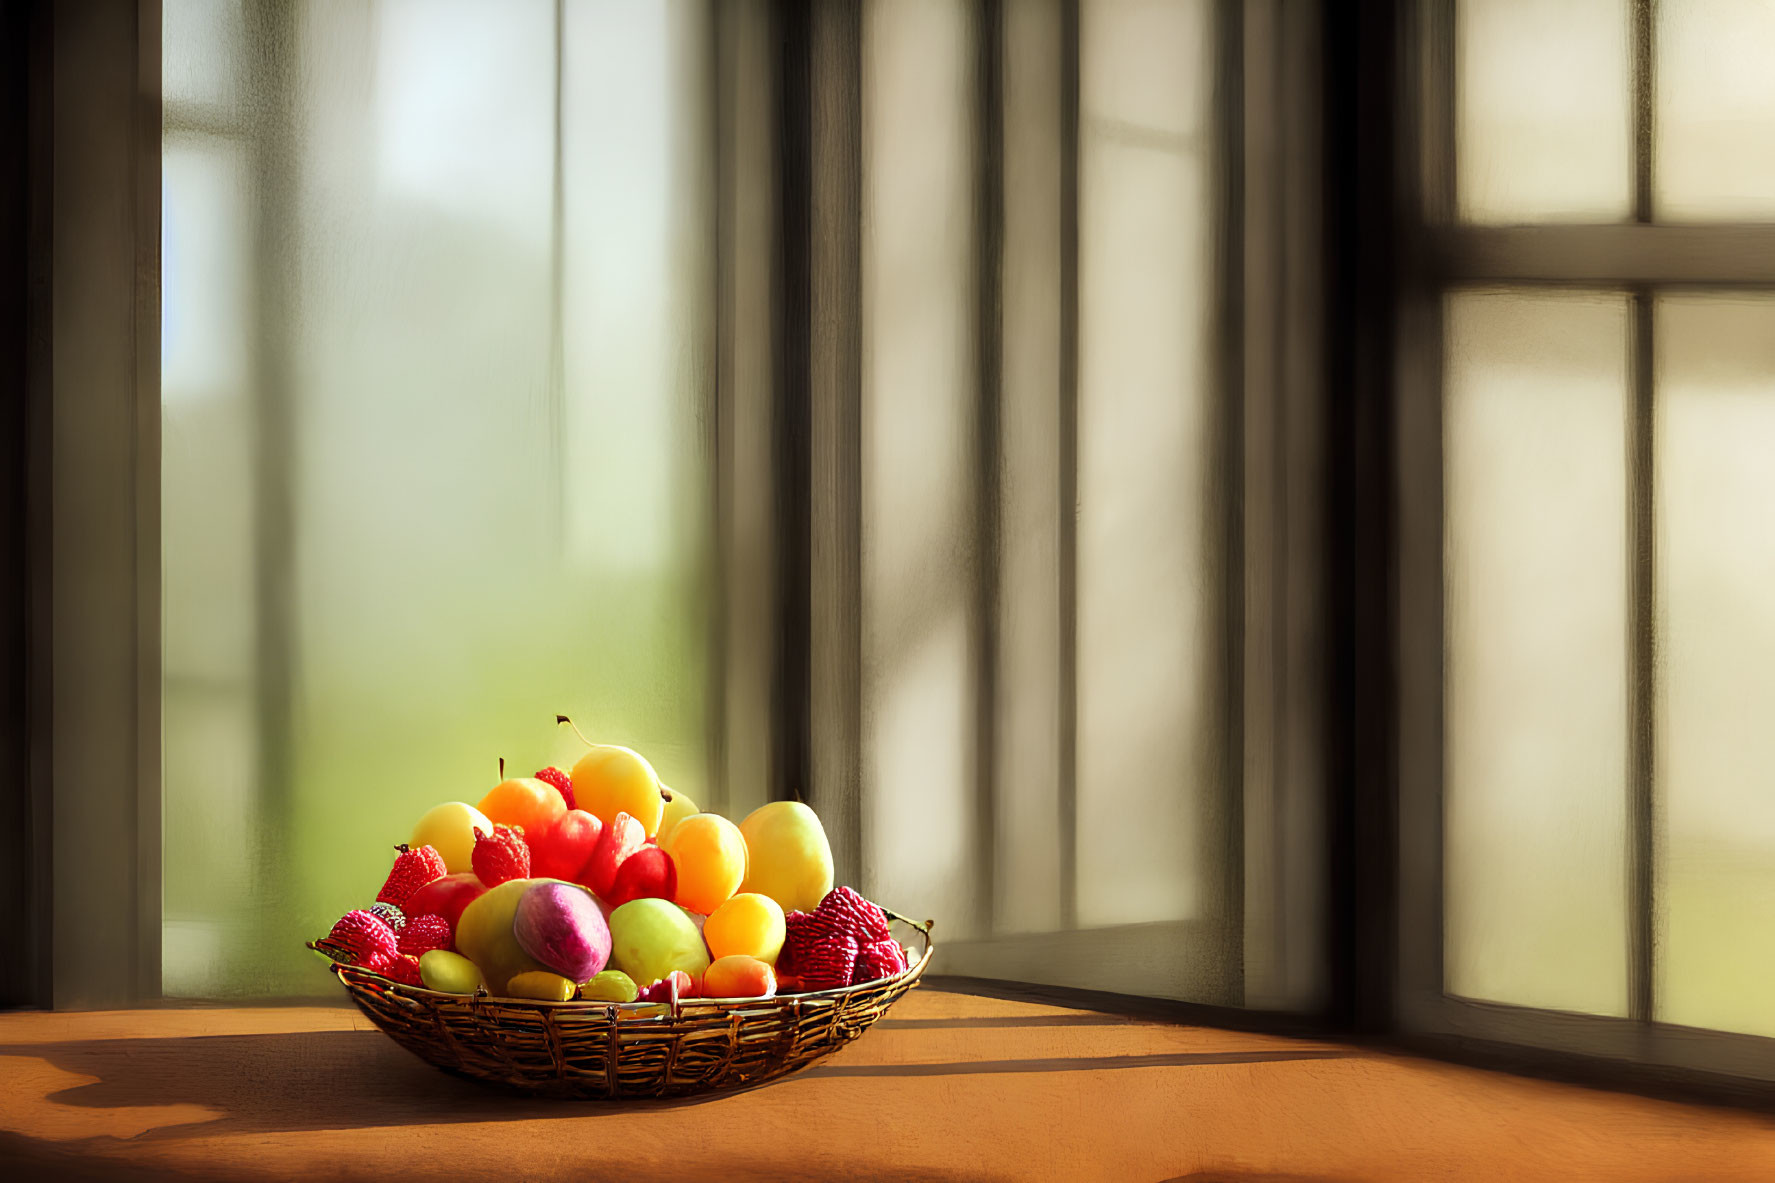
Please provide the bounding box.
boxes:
[156,0,1327,1007]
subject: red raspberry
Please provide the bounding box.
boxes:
[472,824,531,887]
[363,952,423,986]
[376,844,447,909]
[326,909,398,965]
[798,939,859,991]
[816,886,892,943]
[397,913,453,956]
[776,910,817,976]
[854,937,908,984]
[780,908,858,991]
[535,766,576,811]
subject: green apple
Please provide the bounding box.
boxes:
[607,897,711,987]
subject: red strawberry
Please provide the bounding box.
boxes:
[583,811,646,897]
[376,844,447,909]
[854,937,908,984]
[817,886,893,943]
[397,913,453,956]
[327,909,398,965]
[535,765,576,811]
[472,824,531,887]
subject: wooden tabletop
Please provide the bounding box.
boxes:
[4,986,1775,1181]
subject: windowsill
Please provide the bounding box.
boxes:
[3,988,1774,1180]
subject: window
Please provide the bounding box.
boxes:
[1401,0,1775,1075]
[152,0,1325,1010]
[160,0,715,995]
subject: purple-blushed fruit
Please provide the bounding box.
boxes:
[512,880,611,983]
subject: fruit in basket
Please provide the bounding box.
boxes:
[581,969,639,1003]
[418,949,483,994]
[703,955,777,1000]
[404,872,487,932]
[507,970,577,1002]
[583,810,647,896]
[855,937,908,982]
[607,897,711,987]
[572,745,666,837]
[737,801,834,914]
[703,893,786,964]
[535,765,576,810]
[657,787,698,844]
[778,911,857,990]
[397,913,454,956]
[326,909,399,965]
[368,902,406,932]
[777,887,900,990]
[478,776,568,839]
[530,808,603,881]
[377,843,447,908]
[388,954,425,986]
[638,969,700,1003]
[410,802,495,874]
[662,812,747,915]
[820,885,892,942]
[513,881,611,982]
[455,877,554,994]
[472,824,531,887]
[604,844,677,908]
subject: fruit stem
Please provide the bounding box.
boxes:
[499,757,505,780]
[556,713,595,749]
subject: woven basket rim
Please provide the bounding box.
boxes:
[310,905,934,1014]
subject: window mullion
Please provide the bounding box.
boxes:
[1628,0,1656,1032]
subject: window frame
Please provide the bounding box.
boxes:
[1392,0,1775,1087]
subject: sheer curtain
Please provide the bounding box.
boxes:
[161,0,713,996]
[856,0,1246,1004]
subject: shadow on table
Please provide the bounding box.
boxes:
[0,1028,1352,1142]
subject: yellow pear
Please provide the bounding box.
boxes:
[737,801,834,915]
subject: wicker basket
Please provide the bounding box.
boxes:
[310,910,933,1099]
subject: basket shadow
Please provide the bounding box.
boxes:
[0,1030,1355,1141]
[0,1029,620,1139]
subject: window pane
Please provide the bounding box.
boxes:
[1444,291,1630,1016]
[162,0,713,995]
[163,0,242,111]
[1076,0,1225,935]
[161,138,264,991]
[1655,295,1775,1037]
[1655,0,1775,219]
[1455,0,1632,224]
[862,0,982,938]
